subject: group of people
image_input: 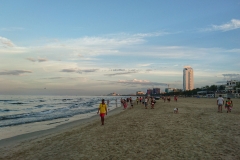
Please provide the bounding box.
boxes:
[217,95,234,113]
[135,96,156,109]
[120,97,133,109]
[97,94,234,125]
[162,95,178,102]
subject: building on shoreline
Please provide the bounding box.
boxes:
[183,66,194,91]
[136,91,145,95]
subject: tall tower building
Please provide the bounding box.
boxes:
[183,66,194,91]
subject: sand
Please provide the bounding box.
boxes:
[0,98,240,160]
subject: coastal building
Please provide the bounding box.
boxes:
[147,89,153,95]
[165,88,174,93]
[225,80,240,91]
[183,66,194,91]
[152,88,161,94]
[136,91,144,95]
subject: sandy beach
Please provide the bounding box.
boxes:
[0,97,240,160]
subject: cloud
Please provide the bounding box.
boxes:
[0,70,32,75]
[61,68,98,74]
[26,57,48,62]
[202,19,240,32]
[139,63,153,67]
[26,58,36,62]
[118,79,168,86]
[0,37,15,47]
[61,68,78,72]
[222,74,240,80]
[38,58,48,62]
[78,69,98,73]
[105,71,137,76]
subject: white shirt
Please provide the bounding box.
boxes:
[217,97,224,105]
[145,98,148,102]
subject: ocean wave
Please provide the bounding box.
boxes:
[0,108,98,127]
[10,102,26,105]
[0,109,17,112]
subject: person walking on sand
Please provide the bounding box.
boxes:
[174,95,178,102]
[151,97,155,109]
[167,96,171,102]
[130,98,133,109]
[97,99,108,125]
[163,96,166,102]
[217,95,224,113]
[136,97,139,105]
[225,97,233,113]
[107,99,110,107]
[144,97,148,109]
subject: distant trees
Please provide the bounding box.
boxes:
[219,85,225,90]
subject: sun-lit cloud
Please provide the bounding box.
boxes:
[202,19,240,32]
[118,79,168,86]
[0,70,32,75]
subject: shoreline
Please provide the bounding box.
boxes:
[0,105,124,148]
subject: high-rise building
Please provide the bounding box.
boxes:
[147,89,153,95]
[153,88,160,94]
[183,66,194,91]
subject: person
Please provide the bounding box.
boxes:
[174,95,178,102]
[107,99,110,110]
[225,98,233,113]
[130,98,133,109]
[217,95,224,113]
[167,96,171,102]
[163,96,166,102]
[123,99,127,109]
[144,97,148,109]
[174,108,178,113]
[151,97,155,109]
[97,99,108,125]
[136,97,139,105]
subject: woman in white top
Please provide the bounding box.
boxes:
[217,95,224,113]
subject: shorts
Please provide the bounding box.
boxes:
[100,113,105,118]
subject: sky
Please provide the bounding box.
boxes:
[0,0,240,95]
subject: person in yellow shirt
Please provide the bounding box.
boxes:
[97,99,108,125]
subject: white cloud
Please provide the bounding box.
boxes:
[0,37,15,47]
[202,19,240,32]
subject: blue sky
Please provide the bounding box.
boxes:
[0,0,240,95]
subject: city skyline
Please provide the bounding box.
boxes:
[0,1,240,95]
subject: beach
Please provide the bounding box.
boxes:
[0,97,240,160]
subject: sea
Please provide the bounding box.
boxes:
[0,95,126,140]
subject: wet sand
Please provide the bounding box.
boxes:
[0,98,240,160]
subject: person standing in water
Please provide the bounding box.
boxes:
[97,99,108,125]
